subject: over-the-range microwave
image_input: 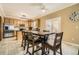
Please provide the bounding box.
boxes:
[4,25,14,31]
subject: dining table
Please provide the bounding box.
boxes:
[22,30,55,55]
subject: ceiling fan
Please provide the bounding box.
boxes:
[29,3,47,12]
[19,3,47,19]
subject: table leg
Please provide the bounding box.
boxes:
[41,36,46,55]
[42,42,45,55]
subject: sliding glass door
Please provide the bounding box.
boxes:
[45,17,61,33]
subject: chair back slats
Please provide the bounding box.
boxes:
[54,32,63,47]
[44,34,49,42]
[22,31,28,40]
[45,32,63,55]
[27,32,34,41]
[27,32,40,43]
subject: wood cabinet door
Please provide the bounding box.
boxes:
[14,19,16,26]
[9,19,14,25]
[14,19,19,26]
[4,18,10,24]
[24,21,28,27]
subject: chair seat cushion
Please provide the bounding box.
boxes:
[47,39,54,46]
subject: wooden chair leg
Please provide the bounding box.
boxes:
[35,45,39,55]
[78,49,79,55]
[32,47,34,55]
[45,48,49,55]
[23,40,26,50]
[21,39,24,47]
[32,45,34,55]
[60,46,62,55]
[26,43,29,54]
[47,48,49,54]
[53,50,56,55]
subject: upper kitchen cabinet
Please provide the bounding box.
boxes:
[9,18,14,25]
[18,20,26,26]
[14,19,18,26]
[4,17,14,25]
[21,20,26,25]
[4,17,10,24]
[4,17,29,27]
[18,20,22,26]
[25,21,28,27]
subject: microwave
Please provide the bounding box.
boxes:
[4,25,14,30]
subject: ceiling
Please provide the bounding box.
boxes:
[0,3,76,20]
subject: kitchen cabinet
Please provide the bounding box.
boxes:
[4,17,29,27]
[4,17,10,24]
[4,17,14,25]
[14,19,19,26]
[25,21,28,27]
[9,19,14,25]
[0,16,4,41]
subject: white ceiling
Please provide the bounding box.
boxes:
[0,3,76,19]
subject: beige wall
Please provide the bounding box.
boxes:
[39,4,79,44]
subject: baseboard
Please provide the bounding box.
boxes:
[63,41,79,48]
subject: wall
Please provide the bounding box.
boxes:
[38,4,79,44]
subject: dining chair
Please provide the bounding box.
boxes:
[26,32,42,55]
[45,32,63,55]
[21,31,28,50]
[32,28,40,31]
[43,30,50,32]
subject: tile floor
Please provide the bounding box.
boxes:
[0,38,78,55]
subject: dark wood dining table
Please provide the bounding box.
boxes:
[22,30,55,55]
